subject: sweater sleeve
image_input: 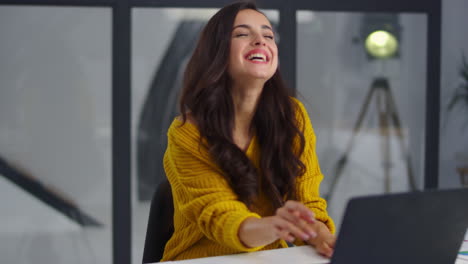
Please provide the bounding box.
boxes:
[164,123,265,252]
[292,98,336,234]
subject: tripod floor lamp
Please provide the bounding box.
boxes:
[325,14,417,202]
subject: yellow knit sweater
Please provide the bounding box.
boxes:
[160,98,335,261]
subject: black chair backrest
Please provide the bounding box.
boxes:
[142,179,174,263]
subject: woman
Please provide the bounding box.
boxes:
[161,1,335,261]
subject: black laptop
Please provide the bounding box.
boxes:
[331,188,468,264]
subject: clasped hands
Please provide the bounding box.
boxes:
[238,200,336,258]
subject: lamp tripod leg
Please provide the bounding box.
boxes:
[386,87,417,190]
[378,87,392,193]
[326,82,377,202]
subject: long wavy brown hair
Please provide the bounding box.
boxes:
[179,1,306,210]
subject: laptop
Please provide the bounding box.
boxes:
[331,188,468,264]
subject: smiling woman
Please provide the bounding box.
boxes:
[160,1,335,262]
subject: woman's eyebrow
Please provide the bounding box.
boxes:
[233,24,273,31]
[233,24,250,30]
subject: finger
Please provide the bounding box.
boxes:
[277,229,295,243]
[274,217,311,241]
[276,207,302,223]
[276,209,317,238]
[292,211,318,238]
[317,242,334,258]
[283,201,315,223]
[326,235,336,249]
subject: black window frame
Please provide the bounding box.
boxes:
[0,1,441,264]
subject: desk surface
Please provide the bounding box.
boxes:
[157,230,468,264]
[157,246,329,264]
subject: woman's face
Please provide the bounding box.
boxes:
[228,9,278,83]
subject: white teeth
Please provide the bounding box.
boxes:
[247,53,267,61]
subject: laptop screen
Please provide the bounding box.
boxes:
[330,188,468,264]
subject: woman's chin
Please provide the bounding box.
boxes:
[246,72,274,82]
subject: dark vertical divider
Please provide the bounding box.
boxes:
[112,0,131,263]
[278,4,297,91]
[425,0,442,189]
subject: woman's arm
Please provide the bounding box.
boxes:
[292,98,336,257]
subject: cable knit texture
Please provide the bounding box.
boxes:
[160,98,335,261]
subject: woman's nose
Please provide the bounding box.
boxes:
[253,35,266,46]
[254,40,266,46]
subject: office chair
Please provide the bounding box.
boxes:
[142,179,174,263]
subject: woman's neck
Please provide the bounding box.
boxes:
[231,81,264,149]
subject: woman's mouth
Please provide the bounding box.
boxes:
[244,49,270,63]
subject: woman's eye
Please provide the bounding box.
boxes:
[235,33,248,37]
[265,35,274,39]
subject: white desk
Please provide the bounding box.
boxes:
[156,232,468,264]
[156,246,329,264]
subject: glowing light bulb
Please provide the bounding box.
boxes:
[365,30,398,59]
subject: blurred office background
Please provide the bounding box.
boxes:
[0,0,467,264]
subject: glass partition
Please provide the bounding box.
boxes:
[296,11,427,226]
[0,5,112,264]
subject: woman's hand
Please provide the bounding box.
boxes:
[238,200,318,248]
[275,200,336,258]
[305,220,336,258]
[274,200,318,242]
